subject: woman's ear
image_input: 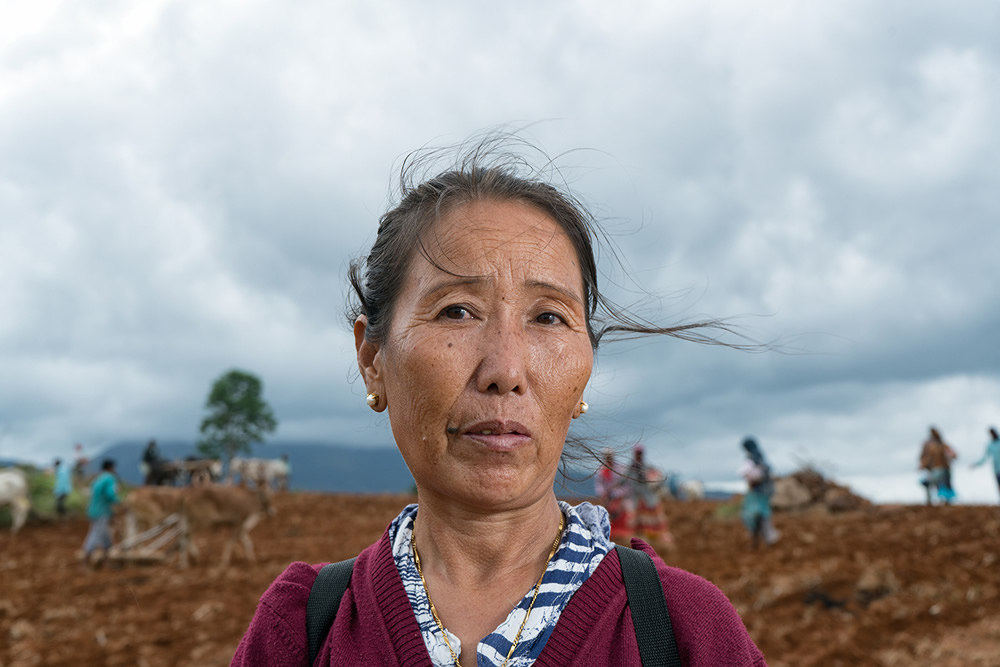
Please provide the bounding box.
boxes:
[355,315,385,410]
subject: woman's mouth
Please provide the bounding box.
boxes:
[454,420,532,451]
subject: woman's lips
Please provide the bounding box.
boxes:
[456,420,532,452]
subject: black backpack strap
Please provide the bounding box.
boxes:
[306,558,356,665]
[615,545,682,667]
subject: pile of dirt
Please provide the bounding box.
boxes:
[772,466,872,512]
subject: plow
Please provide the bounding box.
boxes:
[107,513,189,565]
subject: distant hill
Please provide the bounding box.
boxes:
[703,489,735,501]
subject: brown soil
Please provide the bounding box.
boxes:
[2,493,999,666]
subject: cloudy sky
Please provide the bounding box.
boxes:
[2,1,998,502]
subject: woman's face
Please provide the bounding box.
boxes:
[356,199,594,512]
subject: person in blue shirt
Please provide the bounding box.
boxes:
[971,427,1000,503]
[82,459,120,566]
[52,458,73,517]
[739,437,780,548]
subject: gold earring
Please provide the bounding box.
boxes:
[366,393,379,408]
[574,400,588,418]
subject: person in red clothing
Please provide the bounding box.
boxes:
[233,134,766,666]
[626,445,675,550]
[596,449,635,543]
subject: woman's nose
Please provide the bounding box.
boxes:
[475,318,527,395]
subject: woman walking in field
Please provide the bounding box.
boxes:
[595,449,634,544]
[919,427,957,504]
[626,445,674,550]
[739,437,779,549]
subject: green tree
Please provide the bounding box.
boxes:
[197,369,278,464]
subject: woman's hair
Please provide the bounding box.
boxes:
[742,437,766,465]
[990,427,999,441]
[347,131,742,351]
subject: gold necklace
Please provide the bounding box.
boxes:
[411,514,565,667]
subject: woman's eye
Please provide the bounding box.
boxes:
[441,305,470,320]
[535,312,564,325]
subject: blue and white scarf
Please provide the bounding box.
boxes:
[389,501,613,666]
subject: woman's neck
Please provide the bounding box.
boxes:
[411,493,563,587]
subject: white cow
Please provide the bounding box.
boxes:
[0,468,31,534]
[678,479,706,500]
[229,457,290,491]
[654,471,706,502]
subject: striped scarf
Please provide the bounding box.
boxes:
[388,501,613,666]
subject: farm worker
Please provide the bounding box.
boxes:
[595,449,634,543]
[279,453,292,491]
[141,438,161,485]
[52,458,73,517]
[233,135,765,665]
[626,445,674,549]
[82,458,120,566]
[740,437,780,548]
[72,442,89,489]
[919,427,957,504]
[971,427,1000,503]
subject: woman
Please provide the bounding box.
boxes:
[626,445,674,549]
[52,457,73,518]
[595,449,634,543]
[919,427,957,504]
[739,438,779,549]
[233,138,766,666]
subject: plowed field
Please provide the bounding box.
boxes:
[2,493,999,666]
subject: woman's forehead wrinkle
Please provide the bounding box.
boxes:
[407,200,583,305]
[418,224,484,277]
[430,226,563,275]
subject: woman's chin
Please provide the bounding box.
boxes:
[425,465,552,510]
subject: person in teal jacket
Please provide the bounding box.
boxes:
[971,427,1000,502]
[52,458,73,517]
[82,459,120,566]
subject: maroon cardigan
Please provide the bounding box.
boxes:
[232,530,766,666]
